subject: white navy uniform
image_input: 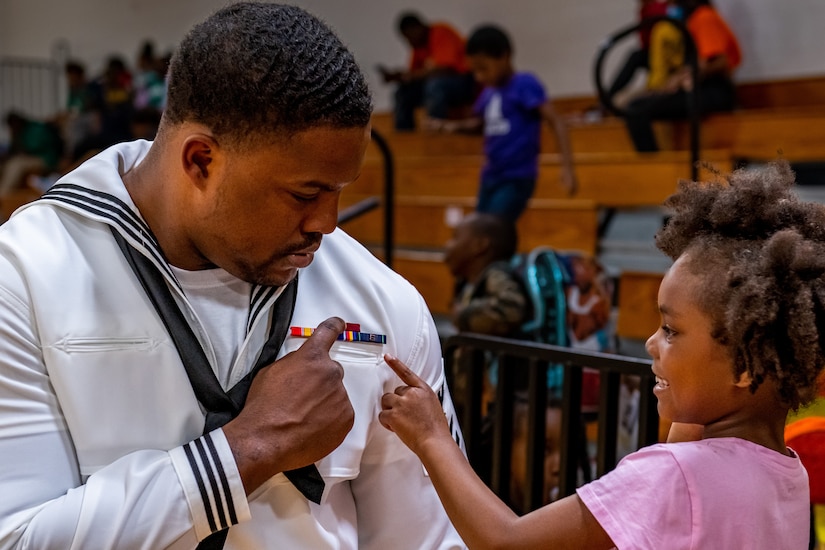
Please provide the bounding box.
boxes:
[0,140,466,549]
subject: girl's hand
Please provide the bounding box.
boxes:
[379,355,452,455]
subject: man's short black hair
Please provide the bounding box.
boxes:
[397,12,425,33]
[466,25,512,58]
[164,2,372,143]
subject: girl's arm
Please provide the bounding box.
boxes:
[379,355,614,549]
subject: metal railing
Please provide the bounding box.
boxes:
[336,127,395,268]
[0,42,69,145]
[0,57,61,145]
[444,333,657,513]
[0,57,60,117]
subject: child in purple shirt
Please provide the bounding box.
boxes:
[438,25,577,222]
[378,161,819,549]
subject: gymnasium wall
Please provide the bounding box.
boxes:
[0,0,822,112]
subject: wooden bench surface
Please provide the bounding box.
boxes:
[371,255,669,327]
[386,250,454,316]
[0,188,41,222]
[546,76,825,114]
[357,149,733,208]
[340,194,599,254]
[615,270,665,341]
[369,116,668,155]
[371,74,825,160]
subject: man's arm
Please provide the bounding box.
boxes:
[0,282,203,549]
[0,260,353,549]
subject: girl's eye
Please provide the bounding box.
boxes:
[662,325,676,340]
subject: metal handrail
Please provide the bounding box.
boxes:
[593,16,700,181]
[336,196,380,225]
[0,56,61,123]
[335,127,396,268]
[370,128,395,269]
[444,333,657,513]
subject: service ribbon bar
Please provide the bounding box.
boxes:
[290,326,387,345]
[291,326,315,337]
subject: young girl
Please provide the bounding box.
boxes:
[379,161,824,549]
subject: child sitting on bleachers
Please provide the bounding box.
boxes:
[443,212,528,416]
[446,212,528,337]
[0,112,62,198]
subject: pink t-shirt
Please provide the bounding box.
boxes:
[577,438,810,549]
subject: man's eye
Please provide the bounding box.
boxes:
[292,193,316,203]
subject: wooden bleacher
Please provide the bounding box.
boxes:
[351,74,825,325]
[342,194,599,254]
[615,271,664,341]
[349,144,731,316]
[353,124,735,317]
[0,188,40,221]
[555,75,825,161]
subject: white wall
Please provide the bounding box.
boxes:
[1,0,823,113]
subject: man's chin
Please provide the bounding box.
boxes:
[260,266,299,288]
[239,263,298,288]
[238,252,317,287]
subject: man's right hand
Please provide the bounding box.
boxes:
[223,317,354,494]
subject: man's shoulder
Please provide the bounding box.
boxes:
[311,229,419,298]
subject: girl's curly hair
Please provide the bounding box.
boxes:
[656,161,825,409]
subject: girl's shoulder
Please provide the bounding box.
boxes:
[641,438,804,478]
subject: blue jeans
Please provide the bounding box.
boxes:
[476,175,536,223]
[393,73,475,130]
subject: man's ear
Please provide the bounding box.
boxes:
[181,134,219,186]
